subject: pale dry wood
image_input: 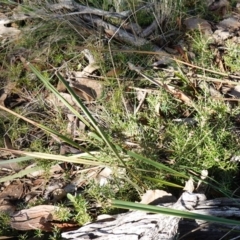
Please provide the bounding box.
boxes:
[62,192,240,240]
[4,0,162,48]
[11,205,61,231]
[81,14,147,47]
[61,192,203,240]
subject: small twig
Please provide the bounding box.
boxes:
[178,223,210,240]
[196,74,240,85]
[210,97,240,101]
[50,2,127,19]
[128,62,163,87]
[134,91,147,115]
[128,86,160,93]
[173,58,240,81]
[128,62,193,106]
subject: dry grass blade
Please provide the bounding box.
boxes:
[0,148,103,166]
[0,166,42,183]
[173,58,240,82]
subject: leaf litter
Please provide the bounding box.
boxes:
[1,0,240,237]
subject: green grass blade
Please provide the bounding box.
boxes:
[127,150,188,178]
[112,200,240,226]
[28,64,92,129]
[28,63,126,167]
[144,176,184,188]
[56,72,129,167]
[56,73,148,187]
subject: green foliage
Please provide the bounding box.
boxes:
[67,193,91,225]
[49,226,61,240]
[165,99,239,188]
[112,199,240,226]
[87,182,114,212]
[55,205,72,222]
[34,229,44,238]
[223,40,240,72]
[186,31,214,68]
[18,233,29,240]
[134,8,154,27]
[0,212,11,236]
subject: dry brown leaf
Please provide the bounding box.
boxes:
[65,166,103,190]
[217,17,240,31]
[140,190,176,205]
[72,77,103,100]
[0,202,16,215]
[11,205,61,231]
[57,80,67,92]
[207,0,229,16]
[0,92,7,107]
[71,84,94,102]
[213,29,231,43]
[0,82,16,107]
[183,17,212,36]
[106,68,123,77]
[183,177,194,193]
[0,198,17,215]
[64,166,114,194]
[27,164,63,178]
[72,49,100,78]
[0,181,24,200]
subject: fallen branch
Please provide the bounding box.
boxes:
[61,192,240,240]
[81,14,147,47]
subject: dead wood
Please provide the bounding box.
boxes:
[81,15,147,47]
[1,0,165,49]
[11,205,60,231]
[61,192,240,240]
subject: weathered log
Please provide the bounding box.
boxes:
[61,192,240,240]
